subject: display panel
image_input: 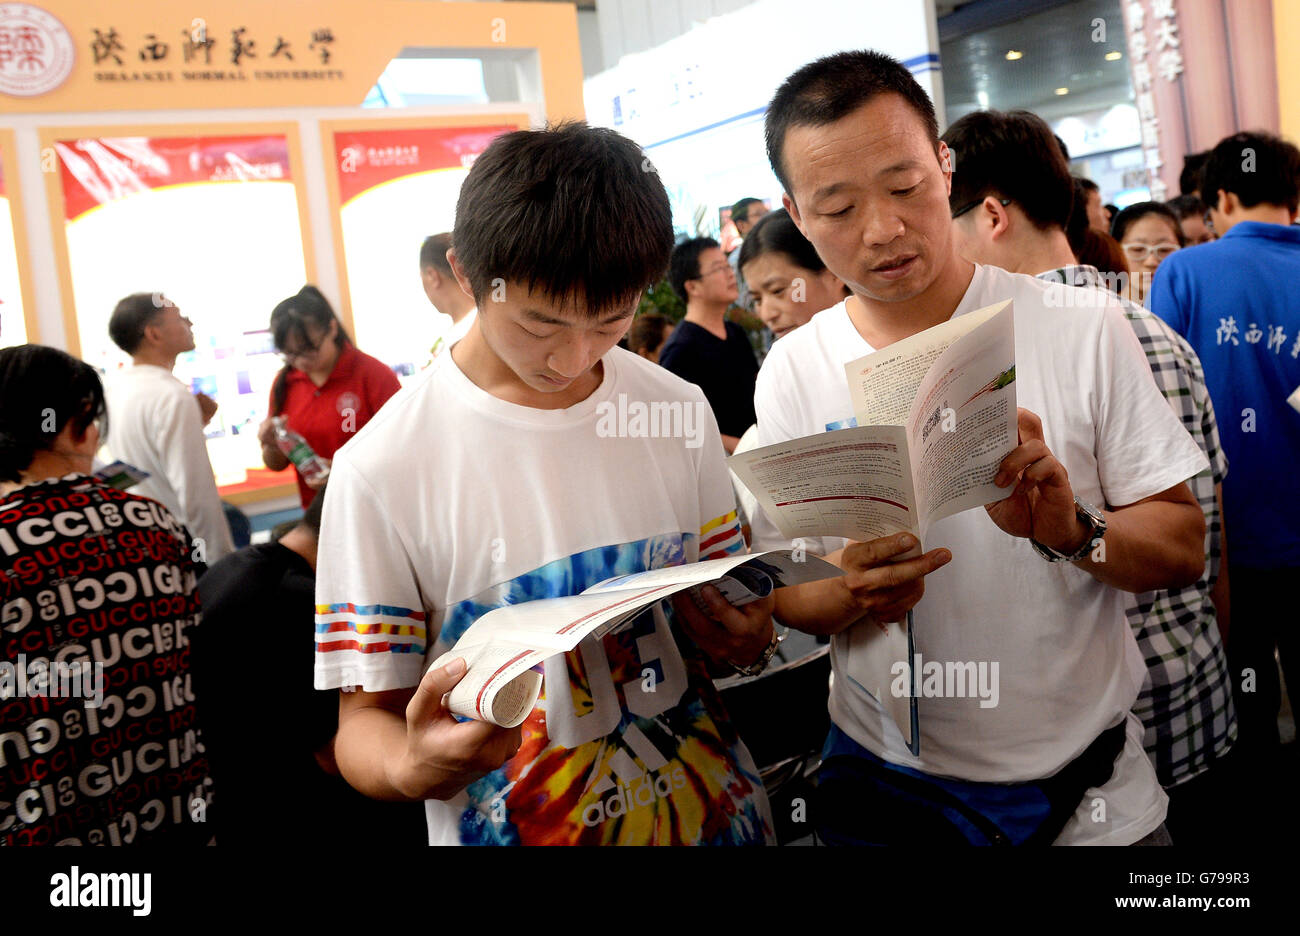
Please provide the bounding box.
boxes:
[51,131,311,498]
[0,137,31,348]
[329,122,519,375]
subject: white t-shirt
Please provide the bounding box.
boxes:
[100,364,235,564]
[750,263,1209,845]
[314,346,774,846]
[426,308,477,365]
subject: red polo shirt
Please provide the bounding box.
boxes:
[270,344,401,507]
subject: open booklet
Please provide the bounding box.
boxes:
[727,299,1017,753]
[430,550,843,728]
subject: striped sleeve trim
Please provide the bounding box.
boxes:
[315,602,427,655]
[700,511,745,559]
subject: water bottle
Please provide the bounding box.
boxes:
[272,416,330,484]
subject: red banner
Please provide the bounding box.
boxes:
[333,125,515,205]
[55,134,292,221]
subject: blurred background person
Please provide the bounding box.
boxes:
[1180,151,1210,201]
[728,196,771,309]
[660,237,757,453]
[421,232,477,364]
[1113,202,1185,306]
[626,312,674,363]
[1076,177,1111,234]
[1150,131,1300,791]
[0,345,213,845]
[1167,194,1216,246]
[257,286,401,509]
[101,292,235,567]
[192,484,425,848]
[737,208,848,340]
[1066,179,1131,297]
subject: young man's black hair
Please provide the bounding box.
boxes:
[764,49,939,198]
[419,232,453,274]
[452,121,673,317]
[108,292,166,355]
[669,236,722,301]
[1111,201,1187,247]
[1180,151,1209,196]
[942,109,1074,231]
[730,197,763,227]
[0,345,107,483]
[1200,131,1300,216]
[1166,193,1205,221]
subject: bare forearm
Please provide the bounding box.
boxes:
[335,703,420,802]
[774,547,862,636]
[1072,501,1205,593]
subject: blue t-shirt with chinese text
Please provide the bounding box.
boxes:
[1150,221,1300,566]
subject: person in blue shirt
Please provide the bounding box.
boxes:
[1149,130,1300,779]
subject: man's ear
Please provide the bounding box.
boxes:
[986,196,1012,240]
[445,248,476,300]
[938,142,954,191]
[422,266,441,289]
[782,192,806,235]
[1215,189,1233,215]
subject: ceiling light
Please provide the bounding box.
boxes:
[1005,50,1023,60]
[1105,50,1123,61]
[1055,87,1069,95]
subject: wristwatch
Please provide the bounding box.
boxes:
[727,625,786,677]
[1031,497,1107,563]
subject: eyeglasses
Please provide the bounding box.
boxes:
[1202,211,1217,235]
[277,337,324,362]
[952,197,1011,219]
[1121,243,1179,261]
[694,262,733,279]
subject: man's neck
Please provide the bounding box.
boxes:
[278,526,318,571]
[847,252,976,348]
[451,322,603,410]
[684,300,729,337]
[1221,203,1295,233]
[1007,229,1078,277]
[0,451,91,495]
[132,348,177,371]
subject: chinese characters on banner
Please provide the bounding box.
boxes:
[87,21,341,83]
[52,134,311,497]
[1123,0,1184,201]
[331,124,517,375]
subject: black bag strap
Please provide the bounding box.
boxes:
[1023,720,1128,846]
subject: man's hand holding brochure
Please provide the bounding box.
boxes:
[728,299,1019,752]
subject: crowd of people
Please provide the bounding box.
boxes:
[1,47,1296,848]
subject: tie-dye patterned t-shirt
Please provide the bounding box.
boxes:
[314,346,774,845]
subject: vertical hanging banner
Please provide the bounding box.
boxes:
[330,123,517,375]
[0,145,29,347]
[53,132,309,496]
[1120,0,1185,201]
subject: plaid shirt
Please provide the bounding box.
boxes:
[1038,266,1236,787]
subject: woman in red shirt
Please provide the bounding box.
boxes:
[257,286,401,508]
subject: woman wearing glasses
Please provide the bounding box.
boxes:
[257,286,401,508]
[1112,202,1186,306]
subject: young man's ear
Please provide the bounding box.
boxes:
[984,196,1012,240]
[782,192,805,235]
[445,248,477,301]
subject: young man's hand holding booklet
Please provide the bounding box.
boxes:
[727,300,1018,753]
[430,550,843,729]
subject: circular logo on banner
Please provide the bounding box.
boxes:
[0,3,76,97]
[336,391,361,416]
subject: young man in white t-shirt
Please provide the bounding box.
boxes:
[315,123,777,845]
[752,51,1209,845]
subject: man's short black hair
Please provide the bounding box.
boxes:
[669,237,721,301]
[730,197,763,226]
[108,292,166,355]
[1166,193,1205,220]
[1201,131,1300,216]
[420,232,453,274]
[942,109,1074,232]
[1111,201,1186,247]
[1076,177,1100,194]
[765,50,939,199]
[452,122,673,317]
[1180,151,1209,196]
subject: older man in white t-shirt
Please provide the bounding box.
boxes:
[101,293,234,565]
[752,51,1208,845]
